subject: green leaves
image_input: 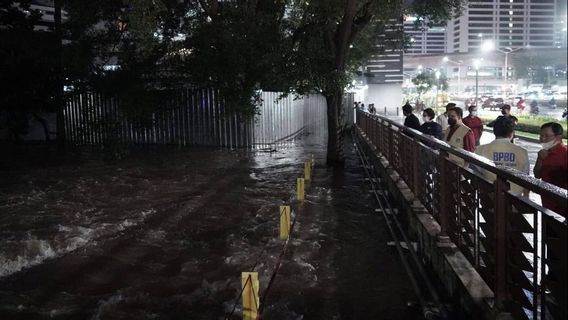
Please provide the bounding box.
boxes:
[411,70,448,96]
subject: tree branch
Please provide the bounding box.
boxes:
[197,0,218,17]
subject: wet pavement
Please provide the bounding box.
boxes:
[0,134,421,319]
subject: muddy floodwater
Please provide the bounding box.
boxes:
[0,135,422,319]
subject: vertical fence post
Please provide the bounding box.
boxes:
[438,153,451,242]
[494,177,510,308]
[241,272,259,320]
[297,178,305,201]
[388,124,394,162]
[412,142,421,200]
[279,205,291,240]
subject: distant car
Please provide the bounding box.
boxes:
[481,97,497,110]
[465,97,482,107]
[507,96,523,106]
[494,97,505,109]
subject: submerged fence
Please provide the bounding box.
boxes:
[64,89,330,148]
[357,111,567,320]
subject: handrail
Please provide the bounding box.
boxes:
[364,112,568,208]
[357,110,568,320]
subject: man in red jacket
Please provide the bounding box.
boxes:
[534,122,568,216]
[462,105,483,145]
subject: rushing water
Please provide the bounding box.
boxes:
[0,134,422,319]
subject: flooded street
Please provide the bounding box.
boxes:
[0,134,420,319]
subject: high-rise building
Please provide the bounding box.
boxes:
[30,0,57,31]
[403,17,447,55]
[446,0,564,53]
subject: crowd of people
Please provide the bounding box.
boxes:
[398,101,567,216]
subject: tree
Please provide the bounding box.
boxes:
[53,0,465,164]
[0,1,59,141]
[280,0,465,165]
[179,1,291,116]
[412,70,449,96]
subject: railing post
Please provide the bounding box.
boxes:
[388,124,394,162]
[412,142,421,199]
[494,176,510,308]
[438,153,450,240]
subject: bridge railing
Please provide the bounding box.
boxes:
[357,111,567,320]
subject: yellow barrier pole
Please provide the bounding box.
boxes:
[297,178,305,201]
[279,205,291,240]
[304,161,311,181]
[242,272,259,320]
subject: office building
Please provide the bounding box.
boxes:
[446,0,564,53]
[404,17,447,55]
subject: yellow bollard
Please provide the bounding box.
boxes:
[242,272,259,320]
[279,205,291,240]
[304,161,311,181]
[297,178,305,201]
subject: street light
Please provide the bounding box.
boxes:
[473,59,480,107]
[435,70,441,108]
[442,56,463,95]
[481,40,525,81]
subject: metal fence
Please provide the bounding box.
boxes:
[64,89,329,148]
[357,111,567,320]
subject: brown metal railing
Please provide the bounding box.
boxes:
[356,111,567,320]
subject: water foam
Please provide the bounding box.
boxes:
[0,208,158,278]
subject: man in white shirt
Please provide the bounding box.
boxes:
[475,116,529,196]
[436,103,455,131]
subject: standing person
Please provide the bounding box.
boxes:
[500,104,512,117]
[445,107,476,165]
[436,103,455,131]
[534,122,568,216]
[462,105,483,145]
[402,102,420,131]
[475,116,529,196]
[420,108,443,139]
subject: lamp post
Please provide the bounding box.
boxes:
[481,40,525,81]
[442,56,463,95]
[473,59,480,107]
[435,70,441,108]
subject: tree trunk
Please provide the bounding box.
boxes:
[325,88,345,166]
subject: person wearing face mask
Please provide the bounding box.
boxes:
[475,116,529,197]
[419,108,443,139]
[436,103,455,131]
[462,105,483,145]
[534,122,568,216]
[444,107,476,166]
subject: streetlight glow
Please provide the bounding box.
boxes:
[481,40,495,52]
[473,59,480,70]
